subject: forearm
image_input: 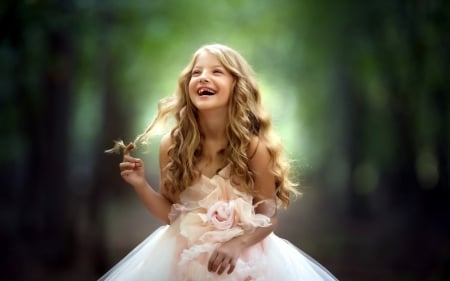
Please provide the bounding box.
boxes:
[133,182,173,224]
[232,215,278,249]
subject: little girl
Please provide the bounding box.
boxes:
[100,44,338,280]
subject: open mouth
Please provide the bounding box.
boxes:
[198,88,216,96]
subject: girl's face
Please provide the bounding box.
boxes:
[188,51,235,113]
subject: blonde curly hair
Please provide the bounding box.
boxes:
[109,44,298,207]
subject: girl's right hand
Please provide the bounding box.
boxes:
[119,143,147,188]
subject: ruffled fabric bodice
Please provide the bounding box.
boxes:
[169,165,275,241]
[168,165,276,280]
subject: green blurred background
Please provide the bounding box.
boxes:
[1,0,449,280]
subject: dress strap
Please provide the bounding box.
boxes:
[248,139,260,160]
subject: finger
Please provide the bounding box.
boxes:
[119,162,136,171]
[119,155,144,169]
[208,251,224,272]
[217,265,227,275]
[217,257,231,275]
[122,155,139,165]
[123,154,134,162]
[208,252,218,272]
[133,158,143,168]
[123,142,135,156]
[227,259,236,274]
[211,255,224,273]
[122,154,142,162]
[121,158,142,169]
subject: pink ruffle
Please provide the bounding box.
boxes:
[168,165,276,279]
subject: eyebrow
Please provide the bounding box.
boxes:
[192,65,224,69]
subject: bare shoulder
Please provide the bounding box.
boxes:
[159,132,173,155]
[248,136,276,201]
[248,136,271,169]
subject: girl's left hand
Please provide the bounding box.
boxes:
[207,239,243,275]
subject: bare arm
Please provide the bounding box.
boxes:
[119,134,174,224]
[208,136,278,275]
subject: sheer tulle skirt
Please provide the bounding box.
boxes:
[99,225,175,281]
[99,224,338,281]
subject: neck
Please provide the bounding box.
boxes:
[197,110,228,141]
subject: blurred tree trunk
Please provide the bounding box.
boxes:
[14,0,76,279]
[88,6,133,276]
[4,1,30,279]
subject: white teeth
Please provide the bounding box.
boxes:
[198,88,215,96]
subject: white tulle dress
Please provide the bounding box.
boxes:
[99,166,338,281]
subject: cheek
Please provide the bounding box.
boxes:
[187,80,196,96]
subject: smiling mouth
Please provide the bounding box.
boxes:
[198,88,216,96]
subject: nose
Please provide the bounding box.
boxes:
[199,71,210,83]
